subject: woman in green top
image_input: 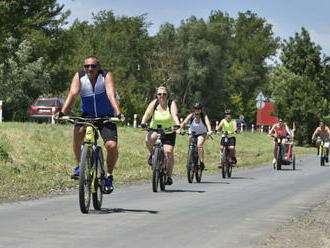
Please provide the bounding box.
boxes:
[141,86,180,185]
[215,109,238,168]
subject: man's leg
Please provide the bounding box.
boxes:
[105,140,118,174]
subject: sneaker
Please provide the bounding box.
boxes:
[217,163,222,168]
[70,166,79,180]
[200,162,205,170]
[166,177,173,185]
[148,154,152,166]
[104,175,114,194]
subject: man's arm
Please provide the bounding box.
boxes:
[312,127,319,140]
[104,71,121,117]
[61,73,80,115]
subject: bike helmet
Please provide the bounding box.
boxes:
[193,102,203,109]
[225,109,232,115]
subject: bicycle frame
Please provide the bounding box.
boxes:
[59,116,119,213]
[145,125,173,192]
[217,131,236,178]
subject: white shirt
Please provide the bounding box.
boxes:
[189,118,207,135]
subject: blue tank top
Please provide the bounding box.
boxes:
[79,70,115,117]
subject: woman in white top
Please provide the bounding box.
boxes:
[180,102,213,169]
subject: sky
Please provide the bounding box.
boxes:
[58,0,330,57]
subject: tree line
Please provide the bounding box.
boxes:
[0,0,329,144]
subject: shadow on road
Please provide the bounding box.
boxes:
[164,189,206,193]
[90,208,159,215]
[200,181,230,184]
[229,176,256,180]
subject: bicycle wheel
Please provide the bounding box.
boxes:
[160,154,167,191]
[320,146,325,166]
[92,146,104,210]
[227,161,232,178]
[186,147,194,183]
[276,146,282,170]
[152,147,160,192]
[293,154,296,170]
[221,150,227,178]
[79,145,92,214]
[195,151,202,183]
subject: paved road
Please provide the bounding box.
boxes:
[1,155,330,248]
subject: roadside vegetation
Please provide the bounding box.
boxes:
[0,122,314,201]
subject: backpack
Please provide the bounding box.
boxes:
[190,112,206,126]
[153,99,172,113]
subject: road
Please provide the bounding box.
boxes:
[1,155,330,248]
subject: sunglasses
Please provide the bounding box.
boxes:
[157,93,167,96]
[84,64,98,69]
[194,107,201,110]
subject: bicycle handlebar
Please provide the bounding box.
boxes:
[60,116,120,125]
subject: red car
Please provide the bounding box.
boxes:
[29,98,64,123]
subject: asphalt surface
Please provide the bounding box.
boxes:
[1,155,330,248]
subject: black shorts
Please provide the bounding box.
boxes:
[74,114,118,143]
[151,132,176,147]
[221,137,236,146]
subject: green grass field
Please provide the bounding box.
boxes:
[0,122,314,200]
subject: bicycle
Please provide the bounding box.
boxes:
[60,116,119,213]
[216,131,237,178]
[143,125,174,192]
[315,137,328,166]
[272,135,288,170]
[180,131,202,183]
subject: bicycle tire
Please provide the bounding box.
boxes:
[195,150,202,183]
[320,146,325,166]
[92,146,104,210]
[276,146,282,170]
[227,161,232,178]
[79,145,92,214]
[160,153,167,191]
[152,147,160,192]
[186,147,194,183]
[293,154,296,170]
[221,149,227,178]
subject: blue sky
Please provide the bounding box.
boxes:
[58,0,330,56]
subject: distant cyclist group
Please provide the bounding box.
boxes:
[55,56,329,195]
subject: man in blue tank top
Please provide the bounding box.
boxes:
[56,56,125,193]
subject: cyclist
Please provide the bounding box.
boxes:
[268,118,291,165]
[215,109,238,168]
[55,56,125,194]
[312,120,330,162]
[140,86,180,185]
[179,102,213,170]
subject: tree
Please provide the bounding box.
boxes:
[0,38,50,121]
[226,11,280,124]
[269,66,327,145]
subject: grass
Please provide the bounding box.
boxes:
[0,122,314,201]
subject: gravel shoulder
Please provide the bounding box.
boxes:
[259,197,330,248]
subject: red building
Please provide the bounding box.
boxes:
[257,101,277,129]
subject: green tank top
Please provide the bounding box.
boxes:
[222,119,235,137]
[150,100,175,134]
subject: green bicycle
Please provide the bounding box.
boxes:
[60,116,119,213]
[317,137,328,166]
